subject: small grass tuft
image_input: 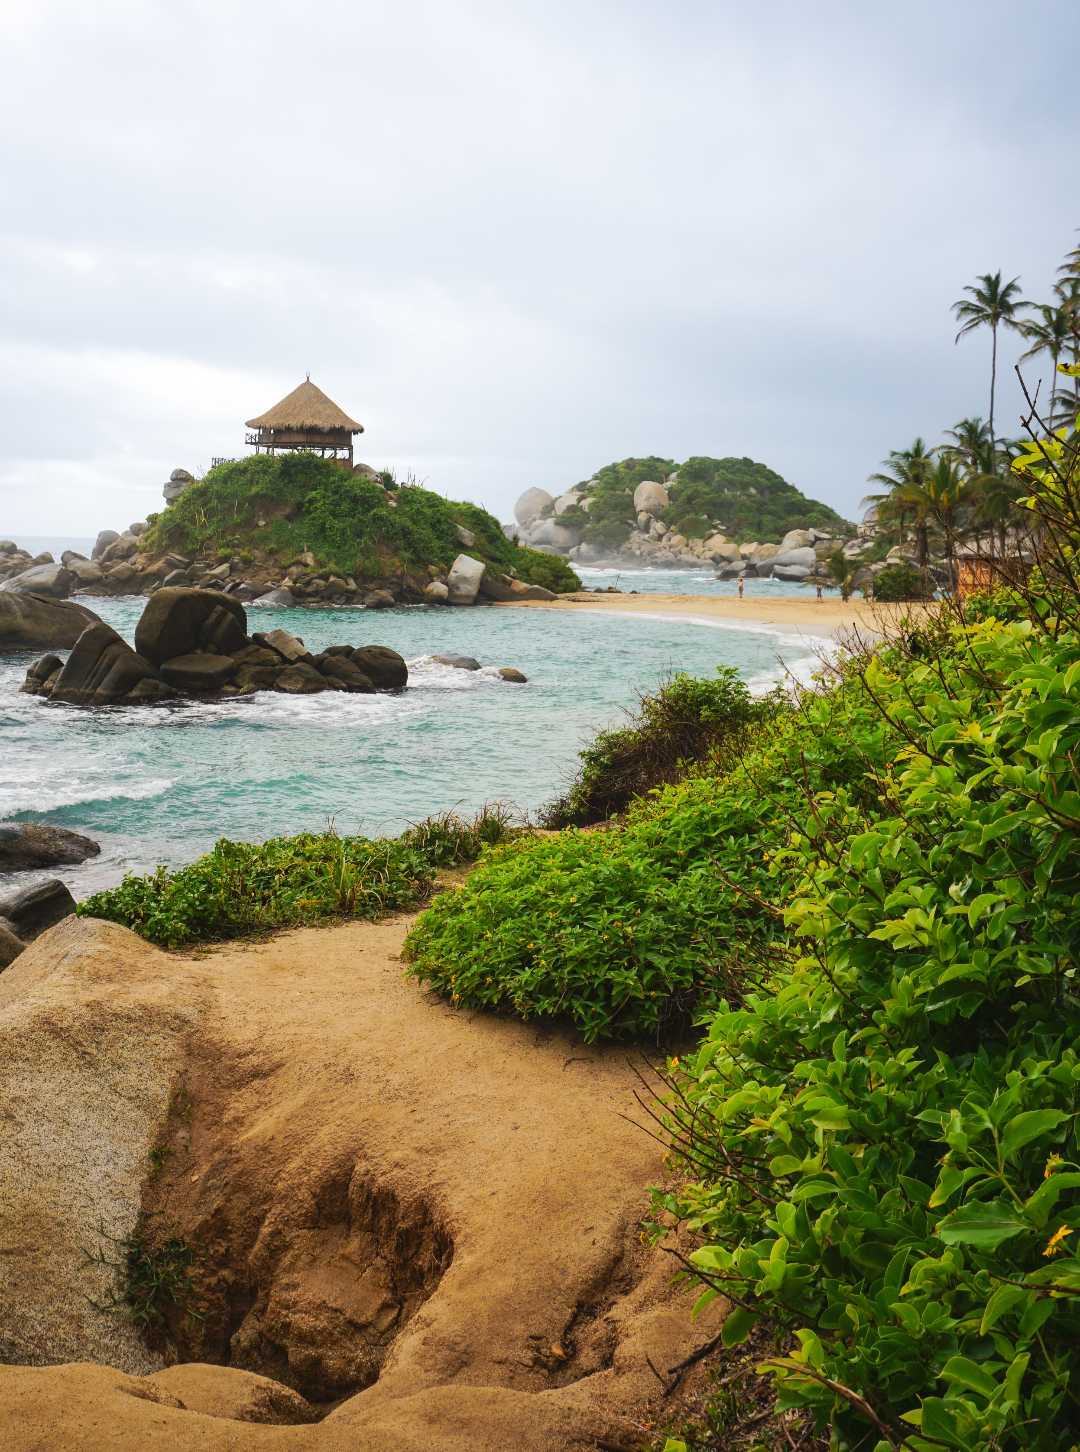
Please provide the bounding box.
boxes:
[84,1215,201,1329]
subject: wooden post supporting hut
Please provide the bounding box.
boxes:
[245,377,364,466]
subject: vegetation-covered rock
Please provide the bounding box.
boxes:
[140,454,580,599]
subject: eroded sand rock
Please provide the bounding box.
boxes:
[0,909,723,1451]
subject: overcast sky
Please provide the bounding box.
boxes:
[1,0,1077,539]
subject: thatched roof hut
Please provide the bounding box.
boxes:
[245,378,364,465]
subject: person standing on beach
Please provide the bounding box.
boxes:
[816,584,823,603]
[737,575,744,600]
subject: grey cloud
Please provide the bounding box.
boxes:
[0,0,1077,535]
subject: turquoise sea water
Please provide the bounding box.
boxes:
[1,588,831,900]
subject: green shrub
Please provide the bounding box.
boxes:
[872,561,935,601]
[654,617,1080,1449]
[142,453,580,591]
[404,666,890,1042]
[664,456,849,543]
[79,808,520,949]
[543,669,777,827]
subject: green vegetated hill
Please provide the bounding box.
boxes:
[566,455,850,549]
[144,454,580,593]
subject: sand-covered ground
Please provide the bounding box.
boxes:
[501,590,924,641]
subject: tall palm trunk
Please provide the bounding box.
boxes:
[989,322,998,451]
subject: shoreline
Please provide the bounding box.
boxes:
[497,590,923,641]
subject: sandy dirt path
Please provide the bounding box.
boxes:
[0,906,722,1452]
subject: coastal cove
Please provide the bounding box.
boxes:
[2,595,827,897]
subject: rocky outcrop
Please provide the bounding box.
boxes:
[162,467,195,505]
[39,623,176,706]
[23,591,410,707]
[0,823,100,872]
[632,479,669,515]
[135,588,247,666]
[0,563,75,598]
[0,918,205,1371]
[0,909,723,1451]
[351,645,409,691]
[0,591,100,650]
[0,878,77,943]
[513,487,554,526]
[478,571,555,603]
[446,554,486,606]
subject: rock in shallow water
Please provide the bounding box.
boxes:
[432,654,480,671]
[159,652,238,693]
[497,667,528,683]
[0,823,100,872]
[0,592,100,651]
[48,623,176,706]
[351,645,408,690]
[134,587,248,667]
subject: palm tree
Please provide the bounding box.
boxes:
[863,438,935,548]
[942,417,993,475]
[952,271,1028,446]
[1019,304,1072,424]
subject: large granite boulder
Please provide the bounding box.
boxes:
[424,580,449,604]
[351,645,408,691]
[0,824,100,872]
[633,480,669,515]
[163,467,195,505]
[66,557,105,588]
[249,587,297,608]
[0,879,77,943]
[447,554,486,606]
[780,528,814,551]
[0,593,100,651]
[0,564,74,599]
[134,588,247,666]
[312,654,376,693]
[254,627,310,663]
[768,546,817,570]
[513,487,554,527]
[523,518,580,550]
[478,572,556,602]
[48,623,175,706]
[90,529,119,561]
[159,653,238,693]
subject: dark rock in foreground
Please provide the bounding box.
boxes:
[22,589,409,708]
[43,622,176,706]
[0,879,77,943]
[0,592,101,651]
[0,823,101,872]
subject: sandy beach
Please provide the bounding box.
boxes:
[501,590,920,640]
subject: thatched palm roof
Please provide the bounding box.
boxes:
[246,379,364,434]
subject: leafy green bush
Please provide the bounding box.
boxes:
[568,454,849,549]
[872,561,935,601]
[665,457,849,543]
[404,669,888,1042]
[655,616,1080,1450]
[142,453,580,591]
[543,669,777,827]
[79,808,520,948]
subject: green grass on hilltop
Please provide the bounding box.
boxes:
[143,453,580,592]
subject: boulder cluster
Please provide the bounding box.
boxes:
[0,528,555,612]
[508,480,850,575]
[21,588,409,707]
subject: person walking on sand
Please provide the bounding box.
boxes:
[816,583,823,603]
[737,575,744,600]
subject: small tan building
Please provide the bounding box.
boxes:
[955,533,1035,599]
[245,377,364,467]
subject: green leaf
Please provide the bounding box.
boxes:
[1000,1110,1070,1161]
[940,1355,999,1401]
[936,1199,1029,1249]
[980,1282,1026,1334]
[721,1305,755,1347]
